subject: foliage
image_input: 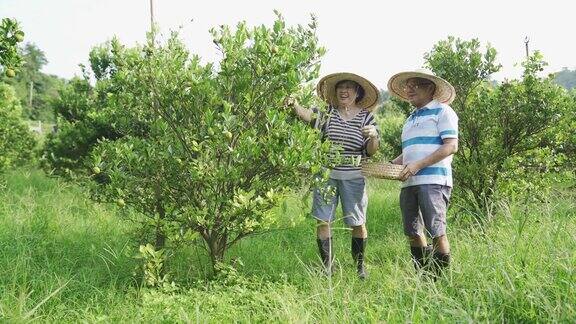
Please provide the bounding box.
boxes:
[554,67,576,90]
[545,89,576,174]
[0,18,24,74]
[1,169,574,322]
[1,43,66,121]
[136,244,173,289]
[46,13,330,271]
[0,83,36,173]
[42,75,122,175]
[424,37,573,214]
[375,98,407,160]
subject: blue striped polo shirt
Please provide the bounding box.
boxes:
[401,100,459,188]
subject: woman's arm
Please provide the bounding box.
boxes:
[285,97,313,123]
[366,137,380,156]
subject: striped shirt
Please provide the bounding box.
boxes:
[401,100,459,188]
[312,106,378,180]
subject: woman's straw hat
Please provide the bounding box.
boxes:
[316,72,380,111]
[387,68,456,104]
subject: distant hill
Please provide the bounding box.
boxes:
[554,68,576,90]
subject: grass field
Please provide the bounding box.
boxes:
[0,168,574,322]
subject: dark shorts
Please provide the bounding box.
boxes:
[400,184,452,238]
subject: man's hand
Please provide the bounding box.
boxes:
[361,125,378,139]
[399,162,420,181]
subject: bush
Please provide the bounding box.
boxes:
[47,13,331,273]
[379,37,575,215]
[0,84,36,173]
[427,44,572,213]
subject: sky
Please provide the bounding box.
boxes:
[1,0,574,90]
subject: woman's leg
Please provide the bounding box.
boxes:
[339,178,369,278]
[312,179,338,274]
[351,224,368,279]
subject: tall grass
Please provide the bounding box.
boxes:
[0,168,574,322]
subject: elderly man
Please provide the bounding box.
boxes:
[387,69,458,277]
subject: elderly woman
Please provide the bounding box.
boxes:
[286,72,380,279]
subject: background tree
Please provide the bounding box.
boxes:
[42,43,124,176]
[424,38,572,215]
[1,43,65,121]
[0,83,36,173]
[0,18,24,75]
[0,18,36,174]
[554,68,576,90]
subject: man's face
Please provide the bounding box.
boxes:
[404,78,435,108]
[336,80,359,107]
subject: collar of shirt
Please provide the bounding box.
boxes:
[409,100,440,119]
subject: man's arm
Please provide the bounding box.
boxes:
[398,138,458,181]
[391,154,403,165]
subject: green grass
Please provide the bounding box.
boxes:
[0,168,574,322]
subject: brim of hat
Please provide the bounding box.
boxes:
[316,72,380,111]
[387,71,456,104]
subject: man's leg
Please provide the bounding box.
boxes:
[400,186,432,271]
[419,185,452,276]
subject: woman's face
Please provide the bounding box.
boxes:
[335,80,359,107]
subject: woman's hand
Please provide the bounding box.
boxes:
[283,96,297,111]
[361,125,378,139]
[284,96,312,123]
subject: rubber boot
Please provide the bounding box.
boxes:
[352,237,367,279]
[317,237,333,276]
[432,251,451,278]
[410,245,433,271]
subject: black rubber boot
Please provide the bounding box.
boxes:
[432,251,451,278]
[317,238,333,276]
[351,237,367,279]
[410,245,433,271]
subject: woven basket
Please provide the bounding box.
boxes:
[361,162,404,180]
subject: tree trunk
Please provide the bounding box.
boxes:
[154,201,166,251]
[206,234,227,274]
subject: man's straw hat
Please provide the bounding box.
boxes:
[387,68,456,104]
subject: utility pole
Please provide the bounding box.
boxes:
[149,0,154,32]
[524,36,530,59]
[28,81,33,107]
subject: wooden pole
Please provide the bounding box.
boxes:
[28,81,33,107]
[150,0,154,32]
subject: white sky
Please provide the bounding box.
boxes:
[1,0,574,90]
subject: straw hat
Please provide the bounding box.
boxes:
[387,69,456,104]
[316,72,380,111]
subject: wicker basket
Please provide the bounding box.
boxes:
[361,162,405,180]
